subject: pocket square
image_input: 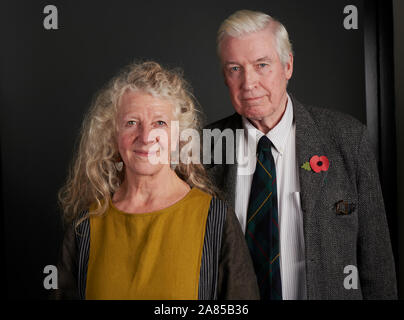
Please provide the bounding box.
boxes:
[335,200,356,215]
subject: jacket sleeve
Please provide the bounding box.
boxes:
[50,222,80,300]
[356,127,397,299]
[217,207,260,300]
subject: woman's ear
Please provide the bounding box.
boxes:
[114,152,122,162]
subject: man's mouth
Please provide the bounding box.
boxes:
[242,96,264,101]
[241,96,266,105]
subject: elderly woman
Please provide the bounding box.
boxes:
[54,61,259,300]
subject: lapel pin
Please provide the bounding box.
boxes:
[301,155,330,173]
[301,161,311,171]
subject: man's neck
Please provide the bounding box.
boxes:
[247,94,288,134]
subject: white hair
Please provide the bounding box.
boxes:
[217,10,293,66]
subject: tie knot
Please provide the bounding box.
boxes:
[257,136,272,153]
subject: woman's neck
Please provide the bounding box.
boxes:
[112,167,191,213]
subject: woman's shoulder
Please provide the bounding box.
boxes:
[188,187,219,200]
[191,188,229,212]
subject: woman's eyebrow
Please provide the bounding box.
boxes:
[121,113,139,119]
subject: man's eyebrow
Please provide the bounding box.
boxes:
[223,61,240,66]
[223,57,272,66]
[255,56,272,62]
[152,113,169,119]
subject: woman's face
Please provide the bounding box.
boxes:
[116,90,176,177]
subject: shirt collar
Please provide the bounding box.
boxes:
[242,93,294,155]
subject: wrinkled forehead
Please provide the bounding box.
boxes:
[219,28,278,64]
[117,89,175,118]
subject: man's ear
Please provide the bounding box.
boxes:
[285,53,294,80]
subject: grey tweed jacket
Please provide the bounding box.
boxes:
[204,94,397,300]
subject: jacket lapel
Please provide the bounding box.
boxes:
[208,113,241,209]
[292,97,330,217]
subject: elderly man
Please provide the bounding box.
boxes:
[205,9,397,300]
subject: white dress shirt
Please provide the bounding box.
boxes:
[235,94,307,300]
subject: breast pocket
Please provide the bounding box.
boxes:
[335,200,356,216]
[332,199,358,235]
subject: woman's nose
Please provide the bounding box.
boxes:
[138,124,156,144]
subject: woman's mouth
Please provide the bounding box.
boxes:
[134,150,158,157]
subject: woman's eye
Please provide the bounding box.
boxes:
[127,120,137,126]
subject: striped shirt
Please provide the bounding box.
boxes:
[235,94,307,300]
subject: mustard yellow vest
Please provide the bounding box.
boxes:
[85,188,212,300]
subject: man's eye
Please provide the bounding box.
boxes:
[257,63,268,69]
[127,120,137,126]
[156,120,167,126]
[230,66,240,72]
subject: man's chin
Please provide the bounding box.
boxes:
[238,105,277,121]
[242,110,268,121]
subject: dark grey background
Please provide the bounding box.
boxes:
[393,0,404,298]
[1,0,376,299]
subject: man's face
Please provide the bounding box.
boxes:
[219,26,293,126]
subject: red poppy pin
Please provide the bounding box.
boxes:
[301,155,330,173]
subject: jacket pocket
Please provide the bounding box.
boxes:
[334,200,356,215]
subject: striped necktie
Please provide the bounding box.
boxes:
[245,135,282,300]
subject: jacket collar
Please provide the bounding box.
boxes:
[292,95,330,216]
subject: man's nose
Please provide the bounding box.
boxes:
[241,68,258,90]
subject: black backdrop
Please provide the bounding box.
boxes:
[1,0,396,299]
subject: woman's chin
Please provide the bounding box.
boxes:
[126,163,166,177]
